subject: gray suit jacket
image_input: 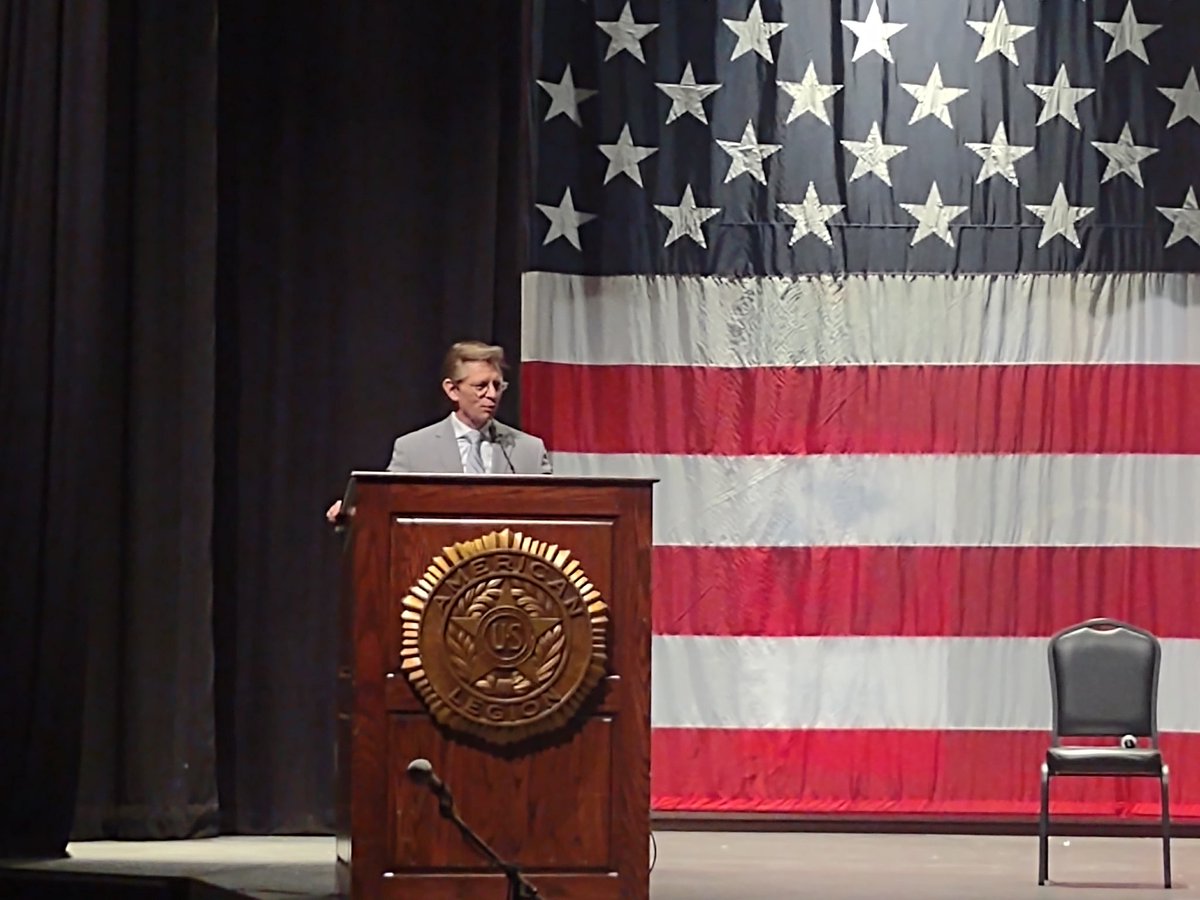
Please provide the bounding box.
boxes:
[386,415,552,475]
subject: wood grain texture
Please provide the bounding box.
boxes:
[336,475,654,899]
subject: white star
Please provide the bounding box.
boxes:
[716,120,783,185]
[1159,69,1200,128]
[596,2,658,63]
[967,2,1035,65]
[535,65,596,126]
[723,0,788,63]
[778,62,843,126]
[899,182,969,248]
[1090,123,1159,187]
[598,124,658,187]
[1027,65,1095,130]
[655,63,722,125]
[777,183,844,247]
[1095,1,1161,64]
[1026,183,1093,248]
[900,63,969,128]
[535,188,596,251]
[840,121,908,187]
[842,0,907,63]
[654,184,722,248]
[965,122,1034,187]
[1157,188,1200,248]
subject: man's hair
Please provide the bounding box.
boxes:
[442,340,506,382]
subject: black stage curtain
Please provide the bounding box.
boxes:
[1,0,526,852]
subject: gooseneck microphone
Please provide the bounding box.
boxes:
[406,758,540,899]
[486,422,516,473]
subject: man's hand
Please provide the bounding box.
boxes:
[326,499,343,523]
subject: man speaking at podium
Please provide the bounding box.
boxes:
[326,340,551,522]
[388,340,552,477]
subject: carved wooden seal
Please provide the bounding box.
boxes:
[400,529,608,745]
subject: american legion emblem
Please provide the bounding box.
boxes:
[400,529,608,744]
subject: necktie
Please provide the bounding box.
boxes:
[464,430,486,474]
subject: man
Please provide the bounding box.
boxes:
[326,340,551,521]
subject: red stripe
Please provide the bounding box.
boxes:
[652,546,1200,638]
[522,362,1200,455]
[652,729,1200,818]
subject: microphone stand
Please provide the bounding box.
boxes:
[429,780,540,899]
[487,424,517,474]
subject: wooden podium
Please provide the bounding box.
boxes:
[335,473,654,900]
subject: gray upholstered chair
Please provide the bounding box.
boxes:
[1039,618,1170,888]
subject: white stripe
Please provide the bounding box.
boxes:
[552,452,1200,547]
[651,636,1200,732]
[522,272,1200,367]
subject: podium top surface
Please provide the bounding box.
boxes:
[347,470,658,487]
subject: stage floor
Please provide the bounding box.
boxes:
[5,831,1196,898]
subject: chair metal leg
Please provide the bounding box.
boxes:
[1038,763,1050,886]
[1161,765,1172,889]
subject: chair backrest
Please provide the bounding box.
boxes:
[1048,618,1160,744]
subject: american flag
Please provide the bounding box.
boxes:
[521,0,1200,818]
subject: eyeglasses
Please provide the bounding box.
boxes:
[456,379,508,396]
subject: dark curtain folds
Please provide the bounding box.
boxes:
[2,0,526,850]
[1,0,218,850]
[214,0,526,832]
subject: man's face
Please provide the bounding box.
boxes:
[444,360,506,428]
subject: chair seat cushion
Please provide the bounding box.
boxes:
[1047,746,1162,776]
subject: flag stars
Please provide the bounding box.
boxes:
[1026,183,1093,248]
[1095,1,1161,64]
[842,0,907,63]
[966,122,1034,187]
[901,64,969,129]
[1159,69,1200,128]
[1157,188,1200,248]
[967,2,1034,66]
[655,63,722,125]
[599,124,658,187]
[841,122,908,187]
[778,62,842,127]
[535,188,596,251]
[723,0,788,63]
[1027,65,1095,130]
[655,185,722,248]
[1091,124,1159,188]
[716,121,783,186]
[596,2,658,63]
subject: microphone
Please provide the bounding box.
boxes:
[406,759,540,899]
[406,758,445,794]
[486,422,516,473]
